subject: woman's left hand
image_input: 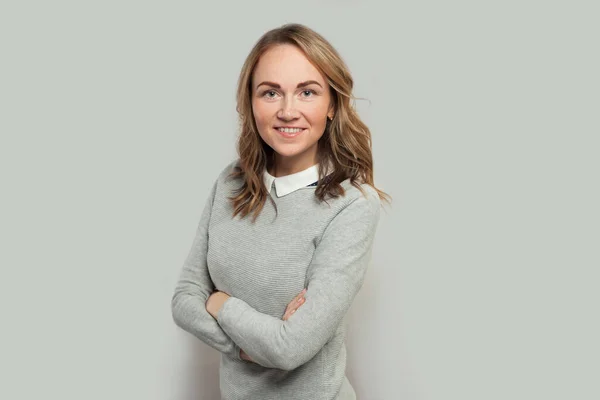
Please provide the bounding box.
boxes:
[206,290,230,319]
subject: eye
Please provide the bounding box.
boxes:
[301,89,316,97]
[261,90,278,99]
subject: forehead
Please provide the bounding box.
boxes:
[252,44,326,88]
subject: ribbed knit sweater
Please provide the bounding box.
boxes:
[171,159,381,400]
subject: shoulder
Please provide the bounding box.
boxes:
[219,158,241,178]
[315,181,381,245]
[334,180,381,219]
[341,180,380,205]
[212,158,242,185]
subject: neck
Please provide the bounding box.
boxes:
[269,153,318,177]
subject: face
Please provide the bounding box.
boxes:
[251,44,334,174]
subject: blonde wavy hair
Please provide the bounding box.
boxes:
[228,23,391,221]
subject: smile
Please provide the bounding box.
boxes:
[276,127,305,133]
[275,127,306,137]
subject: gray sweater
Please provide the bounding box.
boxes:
[172,159,381,400]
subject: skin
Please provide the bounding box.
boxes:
[251,43,335,177]
[207,43,334,362]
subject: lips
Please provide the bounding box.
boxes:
[275,126,306,138]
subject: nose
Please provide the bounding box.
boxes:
[277,97,300,120]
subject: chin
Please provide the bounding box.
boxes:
[272,149,307,158]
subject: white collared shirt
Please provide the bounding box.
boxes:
[263,163,320,197]
[263,160,335,197]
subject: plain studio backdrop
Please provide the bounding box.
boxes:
[1,1,598,399]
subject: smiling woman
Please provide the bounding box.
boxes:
[251,44,334,175]
[171,23,391,400]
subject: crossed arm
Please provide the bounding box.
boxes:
[171,179,243,360]
[205,288,307,362]
[172,182,381,370]
[171,178,304,362]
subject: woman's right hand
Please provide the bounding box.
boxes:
[282,288,307,321]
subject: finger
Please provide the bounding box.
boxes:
[284,308,296,321]
[293,290,307,305]
[284,302,300,320]
[284,299,305,320]
[286,291,305,311]
[293,290,305,303]
[293,295,306,308]
[286,296,304,314]
[283,289,307,320]
[294,288,307,300]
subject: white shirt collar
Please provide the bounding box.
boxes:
[263,162,333,197]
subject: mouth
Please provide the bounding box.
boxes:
[274,126,307,138]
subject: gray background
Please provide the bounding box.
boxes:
[1,1,598,399]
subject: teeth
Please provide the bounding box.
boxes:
[277,127,304,133]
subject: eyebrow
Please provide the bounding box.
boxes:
[255,80,323,90]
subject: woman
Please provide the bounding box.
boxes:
[172,23,391,400]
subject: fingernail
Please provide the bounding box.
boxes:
[291,309,295,314]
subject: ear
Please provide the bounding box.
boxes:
[327,104,335,120]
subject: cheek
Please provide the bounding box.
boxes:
[252,101,273,128]
[304,103,329,124]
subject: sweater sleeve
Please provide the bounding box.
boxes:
[171,177,242,361]
[216,188,381,370]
